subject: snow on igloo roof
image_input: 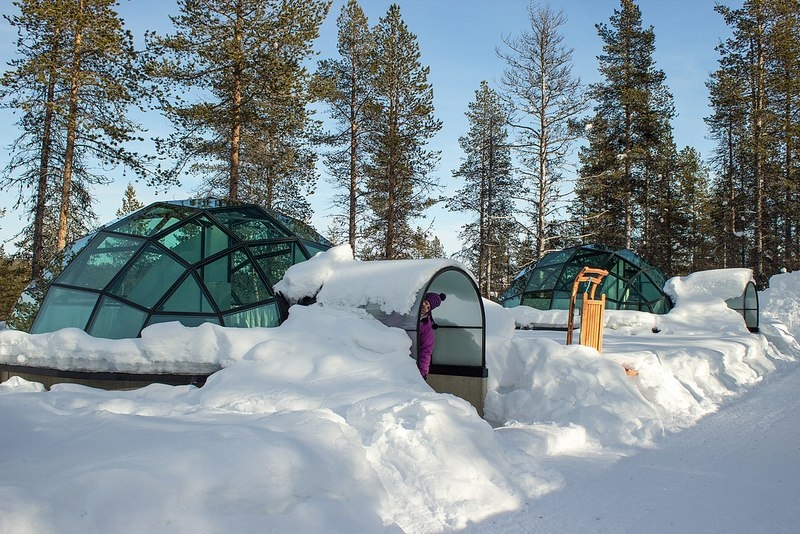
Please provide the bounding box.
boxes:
[275,244,469,315]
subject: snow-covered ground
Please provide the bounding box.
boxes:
[1,249,799,533]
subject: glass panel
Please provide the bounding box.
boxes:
[30,287,98,333]
[158,216,230,265]
[652,299,669,314]
[745,309,759,329]
[230,250,272,306]
[432,327,483,367]
[107,204,193,237]
[617,249,646,269]
[266,209,332,245]
[637,277,661,301]
[56,233,144,290]
[525,264,562,292]
[200,254,231,311]
[522,291,550,310]
[499,274,527,305]
[214,209,289,241]
[223,302,280,327]
[365,304,418,330]
[555,263,584,291]
[87,296,148,339]
[535,249,573,268]
[425,270,482,326]
[159,274,215,313]
[108,244,185,308]
[645,267,668,288]
[301,241,328,258]
[744,282,758,310]
[726,295,744,310]
[551,290,572,310]
[252,243,296,286]
[146,314,220,328]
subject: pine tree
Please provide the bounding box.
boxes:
[116,182,145,217]
[670,147,714,275]
[360,4,442,260]
[716,1,771,285]
[0,252,31,323]
[764,0,800,272]
[711,0,800,283]
[448,81,517,298]
[314,0,375,254]
[146,0,329,219]
[408,226,445,259]
[1,0,151,278]
[497,3,589,260]
[705,57,749,269]
[576,0,676,252]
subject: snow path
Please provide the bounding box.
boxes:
[468,363,800,533]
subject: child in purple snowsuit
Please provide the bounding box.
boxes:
[418,292,446,380]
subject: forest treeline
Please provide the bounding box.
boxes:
[0,0,798,321]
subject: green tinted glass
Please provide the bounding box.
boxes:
[214,209,289,241]
[158,216,230,265]
[252,243,295,286]
[30,287,98,333]
[526,265,563,292]
[230,250,272,306]
[56,233,143,290]
[87,296,148,339]
[223,303,280,327]
[159,273,214,313]
[108,204,193,237]
[432,327,483,366]
[109,244,185,307]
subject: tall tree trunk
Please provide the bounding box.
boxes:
[349,113,358,254]
[753,5,766,285]
[229,7,244,201]
[32,53,58,279]
[624,108,633,249]
[58,3,83,252]
[781,66,796,267]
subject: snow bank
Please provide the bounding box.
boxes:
[1,253,799,533]
[485,267,798,459]
[660,268,753,334]
[761,270,800,333]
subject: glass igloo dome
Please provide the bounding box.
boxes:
[499,244,673,314]
[22,199,331,339]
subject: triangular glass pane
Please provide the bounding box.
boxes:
[159,273,214,313]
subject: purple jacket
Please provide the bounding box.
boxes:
[418,315,435,377]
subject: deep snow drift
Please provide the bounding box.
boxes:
[1,248,798,533]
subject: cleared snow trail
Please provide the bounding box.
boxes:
[468,362,800,533]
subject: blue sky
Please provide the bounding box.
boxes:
[0,0,736,255]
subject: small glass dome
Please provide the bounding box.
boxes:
[18,199,331,338]
[499,244,673,314]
